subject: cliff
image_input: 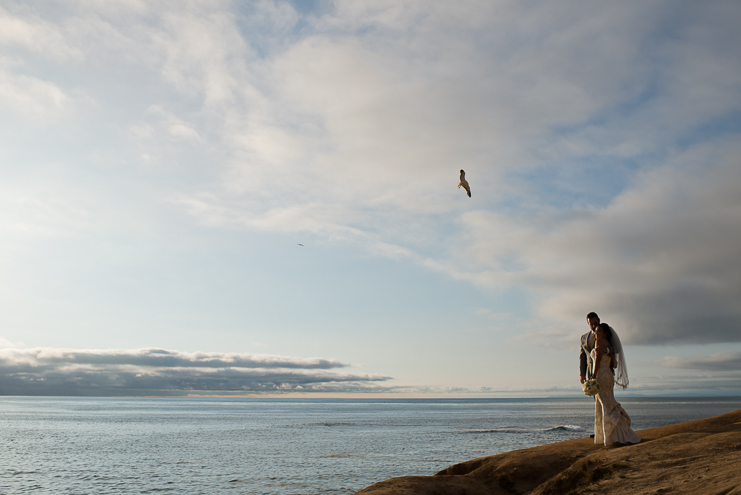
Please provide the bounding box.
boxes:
[357,408,741,495]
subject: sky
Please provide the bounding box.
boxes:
[1,0,740,397]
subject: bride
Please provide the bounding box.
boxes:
[591,323,641,446]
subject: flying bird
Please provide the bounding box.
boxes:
[297,244,304,246]
[458,169,471,197]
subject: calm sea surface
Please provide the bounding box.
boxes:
[1,396,739,494]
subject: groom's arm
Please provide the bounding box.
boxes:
[579,340,587,383]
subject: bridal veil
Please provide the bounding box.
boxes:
[608,325,630,389]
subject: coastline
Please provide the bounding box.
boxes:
[357,408,741,494]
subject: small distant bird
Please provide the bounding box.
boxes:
[297,243,304,246]
[458,169,471,197]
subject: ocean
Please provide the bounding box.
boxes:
[1,396,739,494]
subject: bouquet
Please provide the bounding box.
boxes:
[582,379,599,397]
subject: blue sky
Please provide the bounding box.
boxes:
[1,0,740,397]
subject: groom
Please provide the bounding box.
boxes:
[579,311,614,384]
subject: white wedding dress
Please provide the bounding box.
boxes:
[591,349,641,446]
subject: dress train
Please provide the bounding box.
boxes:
[591,349,640,446]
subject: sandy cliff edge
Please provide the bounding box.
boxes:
[356,408,741,495]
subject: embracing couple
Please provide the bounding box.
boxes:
[579,312,641,447]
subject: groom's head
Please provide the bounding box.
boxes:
[586,312,600,331]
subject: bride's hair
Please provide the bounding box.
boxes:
[597,322,612,342]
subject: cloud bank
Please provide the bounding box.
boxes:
[663,352,741,372]
[0,347,390,396]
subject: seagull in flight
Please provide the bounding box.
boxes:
[458,169,471,197]
[297,243,304,246]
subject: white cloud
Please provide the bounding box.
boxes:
[130,105,203,145]
[68,0,148,16]
[0,5,83,61]
[152,5,251,106]
[0,68,70,119]
[0,337,23,348]
[0,185,98,243]
[168,123,201,141]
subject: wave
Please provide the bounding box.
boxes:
[544,425,585,432]
[461,427,530,434]
[462,425,585,434]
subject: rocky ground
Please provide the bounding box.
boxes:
[357,408,741,495]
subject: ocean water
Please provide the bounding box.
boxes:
[1,397,739,494]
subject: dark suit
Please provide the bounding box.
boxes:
[579,331,596,379]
